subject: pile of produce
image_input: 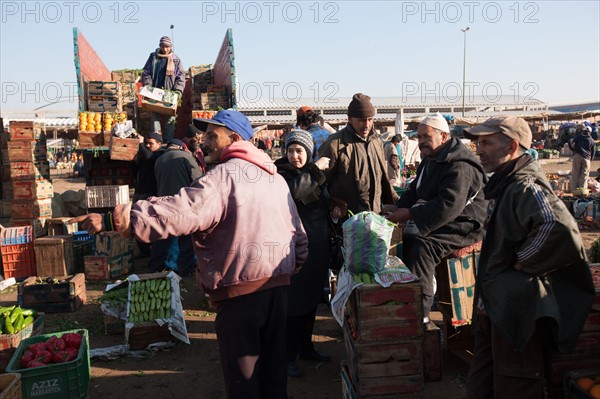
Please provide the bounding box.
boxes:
[19,332,82,369]
[0,306,36,335]
[575,375,600,398]
[128,279,172,323]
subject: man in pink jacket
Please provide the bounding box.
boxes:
[72,110,309,398]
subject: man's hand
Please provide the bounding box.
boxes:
[68,214,104,235]
[385,208,411,224]
[113,204,132,238]
[382,204,398,214]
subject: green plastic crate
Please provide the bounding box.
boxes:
[5,329,90,399]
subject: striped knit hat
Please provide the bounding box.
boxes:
[286,129,314,159]
[159,36,172,46]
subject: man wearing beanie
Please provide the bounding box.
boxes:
[71,109,308,398]
[142,35,185,142]
[318,93,397,216]
[385,113,487,327]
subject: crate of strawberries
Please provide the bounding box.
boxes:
[5,329,90,399]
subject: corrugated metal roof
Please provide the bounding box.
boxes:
[238,95,546,110]
[2,117,78,129]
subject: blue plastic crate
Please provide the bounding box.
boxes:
[72,231,93,242]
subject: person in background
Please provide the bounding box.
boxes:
[384,134,403,187]
[141,36,185,142]
[185,124,207,174]
[384,113,487,327]
[131,128,165,258]
[70,109,308,399]
[151,139,202,276]
[296,106,331,158]
[569,125,596,192]
[318,93,397,217]
[72,155,84,177]
[463,115,595,398]
[274,129,331,378]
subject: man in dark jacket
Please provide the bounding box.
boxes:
[296,106,330,158]
[569,125,596,192]
[385,113,487,324]
[318,93,397,216]
[141,36,185,142]
[464,116,595,398]
[150,139,202,275]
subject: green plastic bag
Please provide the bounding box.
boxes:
[342,211,395,274]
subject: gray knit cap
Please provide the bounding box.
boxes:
[286,129,314,158]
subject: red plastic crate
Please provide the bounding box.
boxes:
[0,242,36,279]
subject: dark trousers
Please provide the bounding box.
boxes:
[466,314,548,399]
[149,235,196,275]
[286,307,317,362]
[402,234,455,318]
[215,286,288,399]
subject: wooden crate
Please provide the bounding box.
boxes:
[1,149,9,164]
[340,362,422,399]
[85,185,129,208]
[0,373,21,397]
[17,274,86,313]
[9,121,45,141]
[33,235,75,277]
[7,140,47,162]
[0,314,45,372]
[127,320,173,350]
[423,325,442,382]
[103,314,126,335]
[109,135,139,161]
[9,160,50,181]
[77,132,104,148]
[12,198,52,219]
[87,81,121,96]
[83,250,133,280]
[11,179,53,200]
[348,282,423,343]
[0,200,11,218]
[46,217,79,236]
[1,182,12,200]
[88,97,122,113]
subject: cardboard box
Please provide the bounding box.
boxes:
[7,140,47,162]
[436,250,478,326]
[109,135,139,161]
[9,121,45,141]
[141,97,178,116]
[34,235,75,277]
[12,198,53,219]
[347,282,423,343]
[18,274,86,313]
[12,179,53,200]
[9,160,50,180]
[83,250,132,280]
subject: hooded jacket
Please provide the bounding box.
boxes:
[475,156,595,352]
[131,141,309,302]
[396,136,487,245]
[318,124,397,214]
[569,130,596,160]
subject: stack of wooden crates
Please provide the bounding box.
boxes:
[342,282,425,398]
[6,121,53,238]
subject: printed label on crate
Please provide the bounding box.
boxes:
[9,121,45,141]
[7,141,47,162]
[10,161,50,180]
[12,179,53,200]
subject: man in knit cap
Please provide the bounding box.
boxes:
[296,106,330,158]
[385,113,487,327]
[142,36,185,142]
[318,93,397,216]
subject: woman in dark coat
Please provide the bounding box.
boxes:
[275,129,331,378]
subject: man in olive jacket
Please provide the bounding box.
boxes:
[318,93,397,216]
[464,116,595,399]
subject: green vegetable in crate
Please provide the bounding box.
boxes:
[128,278,173,324]
[0,305,37,335]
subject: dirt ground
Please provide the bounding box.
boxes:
[1,156,599,399]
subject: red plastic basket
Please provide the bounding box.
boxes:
[1,242,36,280]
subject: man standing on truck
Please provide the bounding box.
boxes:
[142,36,185,143]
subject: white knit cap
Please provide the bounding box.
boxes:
[419,113,450,134]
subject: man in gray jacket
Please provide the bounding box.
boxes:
[385,113,487,325]
[464,116,595,398]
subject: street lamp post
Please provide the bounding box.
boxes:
[461,26,470,117]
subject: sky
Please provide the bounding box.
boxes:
[1,0,599,117]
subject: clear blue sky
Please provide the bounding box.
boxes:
[1,1,599,116]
